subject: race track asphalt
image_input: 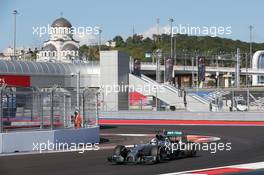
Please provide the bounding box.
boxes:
[1,125,264,175]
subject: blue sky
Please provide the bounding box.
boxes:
[0,0,263,51]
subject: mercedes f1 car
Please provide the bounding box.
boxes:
[107,130,197,164]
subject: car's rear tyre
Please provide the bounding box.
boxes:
[190,143,197,157]
[185,142,197,157]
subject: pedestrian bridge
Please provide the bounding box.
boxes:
[140,63,264,75]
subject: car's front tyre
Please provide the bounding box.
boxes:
[150,146,162,163]
[112,145,128,164]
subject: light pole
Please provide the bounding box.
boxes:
[13,10,18,59]
[236,48,240,88]
[169,18,174,59]
[249,25,253,68]
[174,33,177,61]
[246,53,249,87]
[249,25,253,86]
[98,28,102,52]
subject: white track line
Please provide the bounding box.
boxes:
[101,133,154,137]
[0,144,135,157]
[159,161,264,175]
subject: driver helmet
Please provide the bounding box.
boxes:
[150,138,158,145]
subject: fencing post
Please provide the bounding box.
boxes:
[40,92,44,129]
[0,89,2,133]
[247,88,250,111]
[231,88,234,112]
[63,94,66,128]
[50,90,54,130]
[96,91,99,126]
[0,87,3,133]
[82,90,85,128]
[0,84,6,133]
[31,92,34,121]
[50,85,57,130]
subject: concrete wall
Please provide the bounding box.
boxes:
[100,111,264,121]
[31,75,66,88]
[64,74,100,88]
[31,74,100,88]
[0,127,99,153]
[100,50,129,111]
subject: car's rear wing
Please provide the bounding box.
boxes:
[164,131,183,137]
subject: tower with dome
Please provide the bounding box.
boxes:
[37,17,80,63]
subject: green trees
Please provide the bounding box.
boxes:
[79,34,264,61]
[113,35,125,47]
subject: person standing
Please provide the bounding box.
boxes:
[74,111,82,129]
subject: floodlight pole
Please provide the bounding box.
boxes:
[13,10,18,59]
[236,48,241,88]
[98,28,102,52]
[169,18,174,59]
[246,53,249,88]
[249,25,253,86]
[249,25,253,68]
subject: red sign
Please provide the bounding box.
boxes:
[129,92,147,105]
[0,75,30,87]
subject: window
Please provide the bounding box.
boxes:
[257,54,264,84]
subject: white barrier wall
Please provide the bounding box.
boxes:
[100,50,129,111]
[0,126,99,153]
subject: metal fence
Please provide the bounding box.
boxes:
[187,88,264,112]
[0,85,99,132]
[100,88,264,113]
[1,84,263,133]
[80,88,99,126]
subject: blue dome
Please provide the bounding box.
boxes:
[51,17,72,28]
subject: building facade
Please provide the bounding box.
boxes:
[37,17,79,63]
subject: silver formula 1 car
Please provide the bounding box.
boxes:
[107,130,197,164]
